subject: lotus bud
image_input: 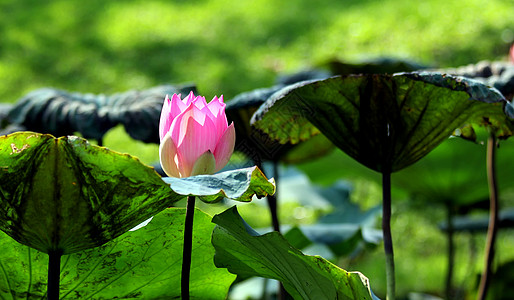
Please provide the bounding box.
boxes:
[159,92,235,178]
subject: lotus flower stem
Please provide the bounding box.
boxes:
[477,133,499,300]
[382,170,395,300]
[182,195,196,300]
[47,250,62,300]
[267,160,280,233]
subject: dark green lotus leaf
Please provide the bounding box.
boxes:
[162,166,275,203]
[227,84,333,163]
[7,84,196,143]
[0,132,182,255]
[0,208,236,299]
[212,206,374,300]
[226,86,290,162]
[251,73,508,172]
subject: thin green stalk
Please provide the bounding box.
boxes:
[477,134,499,300]
[181,195,196,300]
[382,171,395,300]
[47,250,62,300]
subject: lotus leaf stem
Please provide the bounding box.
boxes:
[382,171,395,300]
[477,133,499,300]
[47,250,62,300]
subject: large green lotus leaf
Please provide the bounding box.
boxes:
[401,72,514,139]
[226,86,334,163]
[163,166,275,203]
[0,132,182,255]
[251,73,507,172]
[212,206,374,300]
[7,84,196,143]
[0,208,236,299]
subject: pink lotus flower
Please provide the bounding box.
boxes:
[159,92,235,178]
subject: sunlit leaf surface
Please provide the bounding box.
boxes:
[0,132,181,255]
[0,208,236,299]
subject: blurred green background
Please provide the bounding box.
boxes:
[2,0,513,104]
[2,0,514,299]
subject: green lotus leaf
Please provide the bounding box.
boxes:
[0,208,236,299]
[401,72,514,139]
[251,73,507,172]
[226,86,334,163]
[0,132,181,255]
[212,206,374,300]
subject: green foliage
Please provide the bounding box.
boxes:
[6,84,196,142]
[103,125,159,165]
[2,1,514,298]
[226,83,334,163]
[0,132,274,257]
[391,129,514,208]
[393,136,489,205]
[0,208,236,299]
[402,72,514,139]
[1,0,513,104]
[212,206,374,300]
[487,259,514,300]
[0,132,180,255]
[252,74,506,172]
[282,179,381,256]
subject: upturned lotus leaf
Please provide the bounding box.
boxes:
[251,73,508,172]
[0,132,181,255]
